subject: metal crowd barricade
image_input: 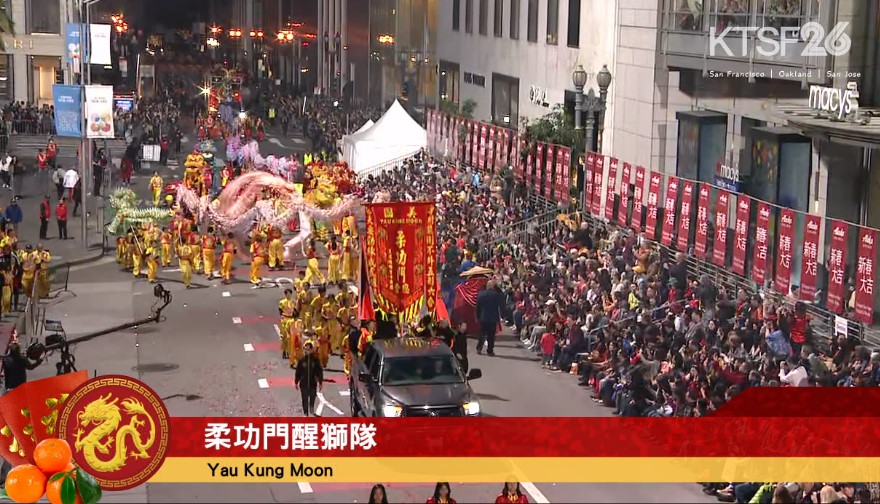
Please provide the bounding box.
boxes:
[355,153,419,180]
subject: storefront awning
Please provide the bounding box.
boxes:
[774,106,880,147]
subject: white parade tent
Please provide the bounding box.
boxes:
[355,119,375,133]
[342,100,426,174]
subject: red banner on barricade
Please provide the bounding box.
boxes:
[535,143,545,197]
[471,121,479,165]
[752,203,771,286]
[800,215,821,301]
[631,166,645,231]
[694,184,710,259]
[479,123,488,170]
[561,148,571,202]
[855,227,876,324]
[500,129,509,169]
[827,220,848,314]
[554,147,565,203]
[712,190,730,266]
[364,202,437,323]
[544,145,555,200]
[661,177,678,246]
[526,143,534,186]
[732,195,750,276]
[465,121,473,165]
[677,181,694,252]
[645,172,661,238]
[591,154,604,217]
[450,117,459,158]
[619,162,631,228]
[775,209,795,294]
[605,157,618,222]
[585,152,596,214]
[487,126,496,172]
[512,133,522,180]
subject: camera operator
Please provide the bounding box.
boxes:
[2,340,43,392]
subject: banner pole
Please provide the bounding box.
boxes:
[78,2,88,250]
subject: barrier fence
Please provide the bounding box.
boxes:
[355,152,420,180]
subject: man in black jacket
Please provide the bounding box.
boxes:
[475,281,502,356]
[452,321,469,374]
[39,195,50,240]
[294,338,324,417]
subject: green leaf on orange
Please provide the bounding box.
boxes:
[61,475,77,504]
[75,467,103,504]
[49,469,70,483]
[0,488,12,501]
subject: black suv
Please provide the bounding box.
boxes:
[350,337,483,417]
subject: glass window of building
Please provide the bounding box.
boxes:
[492,73,520,125]
[0,56,12,102]
[440,62,461,103]
[670,0,704,30]
[453,0,461,31]
[494,0,504,37]
[510,0,520,39]
[759,0,808,29]
[527,0,538,42]
[546,0,559,44]
[567,0,580,47]
[479,0,489,35]
[26,0,61,34]
[466,0,474,33]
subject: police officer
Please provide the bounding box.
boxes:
[294,338,324,417]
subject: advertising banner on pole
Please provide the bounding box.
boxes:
[800,215,822,300]
[631,166,646,231]
[561,148,571,202]
[775,209,795,294]
[545,145,555,200]
[426,110,435,151]
[535,143,544,198]
[471,121,479,165]
[89,24,113,65]
[487,126,496,172]
[464,121,472,165]
[65,23,86,66]
[677,181,694,252]
[694,184,710,259]
[661,177,679,247]
[526,142,534,187]
[732,196,751,276]
[554,147,565,203]
[479,123,488,170]
[52,85,82,138]
[83,85,115,138]
[585,152,596,214]
[854,227,877,324]
[712,190,730,266]
[753,203,772,286]
[592,155,604,217]
[645,172,662,238]
[605,158,618,222]
[826,220,849,314]
[618,163,631,228]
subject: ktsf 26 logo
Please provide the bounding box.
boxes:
[709,22,851,58]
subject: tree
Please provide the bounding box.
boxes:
[0,0,14,50]
[441,98,477,119]
[519,104,583,201]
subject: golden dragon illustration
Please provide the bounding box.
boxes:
[74,394,157,473]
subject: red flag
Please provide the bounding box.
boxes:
[854,227,877,324]
[712,190,730,266]
[592,155,605,217]
[775,209,795,294]
[358,236,375,321]
[677,181,694,252]
[605,157,619,222]
[660,176,679,246]
[732,195,750,276]
[452,276,490,336]
[618,162,631,228]
[632,166,646,231]
[694,184,710,259]
[435,285,450,322]
[645,171,662,238]
[800,215,822,300]
[585,152,596,213]
[753,202,772,286]
[827,220,848,314]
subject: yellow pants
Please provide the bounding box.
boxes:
[250,256,265,284]
[343,350,352,376]
[268,239,283,269]
[203,250,215,276]
[132,254,143,277]
[147,257,158,282]
[341,252,352,280]
[161,244,172,266]
[37,271,50,298]
[180,260,193,287]
[328,320,343,353]
[327,254,341,283]
[288,331,302,367]
[1,286,10,314]
[22,274,34,298]
[192,250,202,271]
[317,338,331,368]
[152,189,161,206]
[304,257,324,285]
[220,252,233,280]
[116,243,125,265]
[279,317,293,352]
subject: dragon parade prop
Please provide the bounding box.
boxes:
[107,188,174,235]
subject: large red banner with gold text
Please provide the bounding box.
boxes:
[800,215,821,301]
[464,121,472,165]
[775,209,795,294]
[732,195,750,276]
[364,202,437,322]
[712,190,730,266]
[827,220,848,314]
[561,148,571,201]
[544,145,555,200]
[585,152,596,214]
[619,162,631,228]
[694,184,710,259]
[479,123,488,170]
[526,143,534,187]
[645,172,662,238]
[632,166,645,231]
[855,227,876,324]
[592,155,605,217]
[605,158,618,222]
[535,143,545,198]
[661,176,678,246]
[486,126,496,172]
[753,202,771,286]
[471,122,479,165]
[677,181,694,252]
[554,147,565,203]
[500,129,509,169]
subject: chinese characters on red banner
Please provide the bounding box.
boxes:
[619,162,631,228]
[855,227,876,324]
[775,209,795,294]
[645,172,661,237]
[561,148,571,201]
[605,158,619,222]
[585,152,596,213]
[526,142,534,186]
[800,215,821,301]
[732,196,750,276]
[544,145,555,200]
[204,421,378,451]
[464,121,472,165]
[555,147,565,203]
[486,126,496,172]
[753,203,771,286]
[826,220,848,314]
[694,184,710,259]
[661,177,678,246]
[471,121,479,165]
[479,123,488,170]
[677,181,694,252]
[712,190,730,266]
[592,154,604,217]
[632,166,646,231]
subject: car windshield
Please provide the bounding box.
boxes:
[381,355,465,386]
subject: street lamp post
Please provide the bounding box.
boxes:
[572,64,612,152]
[595,65,613,152]
[571,64,587,131]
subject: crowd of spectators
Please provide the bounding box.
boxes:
[1,102,56,138]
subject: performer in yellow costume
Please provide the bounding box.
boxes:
[1,267,12,315]
[267,225,284,270]
[177,240,195,288]
[341,330,352,377]
[36,246,51,298]
[278,289,296,359]
[334,293,349,354]
[116,235,127,267]
[304,240,325,285]
[287,309,304,369]
[358,320,376,358]
[341,230,357,281]
[145,245,159,283]
[249,233,268,285]
[220,232,237,283]
[20,246,36,298]
[122,231,135,270]
[326,235,341,283]
[160,227,173,267]
[149,171,163,206]
[131,231,144,278]
[201,228,217,278]
[322,294,342,354]
[188,231,202,272]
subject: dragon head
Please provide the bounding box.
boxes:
[77,394,120,427]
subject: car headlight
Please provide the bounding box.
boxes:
[463,400,481,416]
[381,404,403,417]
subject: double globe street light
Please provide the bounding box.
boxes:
[572,64,612,152]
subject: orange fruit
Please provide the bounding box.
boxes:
[45,466,82,504]
[34,438,73,475]
[5,464,47,503]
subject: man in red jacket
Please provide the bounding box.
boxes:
[55,198,68,240]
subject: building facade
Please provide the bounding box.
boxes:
[436,0,617,130]
[1,0,67,105]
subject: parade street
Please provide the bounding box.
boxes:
[28,258,715,504]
